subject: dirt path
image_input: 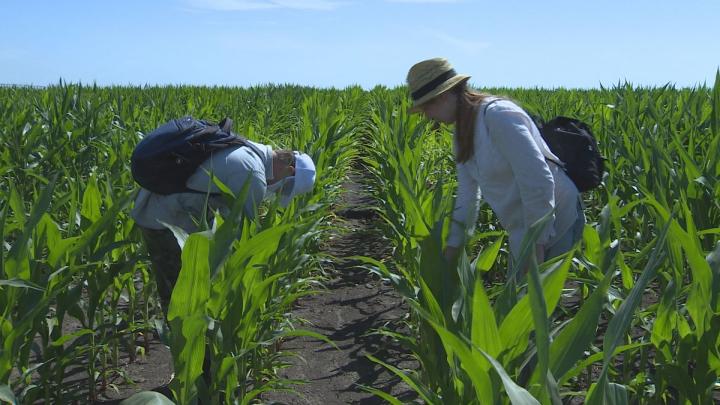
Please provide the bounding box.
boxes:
[83,171,417,404]
[263,172,418,405]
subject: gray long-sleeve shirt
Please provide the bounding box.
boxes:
[447,99,579,257]
[131,141,272,233]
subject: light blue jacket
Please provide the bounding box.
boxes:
[131,140,272,232]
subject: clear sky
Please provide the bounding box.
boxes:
[1,0,719,89]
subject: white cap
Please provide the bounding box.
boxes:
[278,152,316,207]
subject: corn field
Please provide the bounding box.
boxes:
[1,76,719,404]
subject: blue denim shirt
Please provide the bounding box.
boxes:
[131,141,272,232]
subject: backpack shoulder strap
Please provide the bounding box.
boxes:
[215,117,265,161]
[239,137,265,161]
[482,99,564,169]
[479,97,502,135]
[481,98,502,118]
[218,117,233,133]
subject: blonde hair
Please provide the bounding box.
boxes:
[454,84,490,163]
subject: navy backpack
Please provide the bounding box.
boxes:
[131,116,261,194]
[483,100,604,192]
[535,116,604,192]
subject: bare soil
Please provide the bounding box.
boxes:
[262,172,418,404]
[83,171,419,404]
[91,333,174,404]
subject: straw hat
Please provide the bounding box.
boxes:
[406,57,470,113]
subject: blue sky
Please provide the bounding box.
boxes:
[1,0,719,89]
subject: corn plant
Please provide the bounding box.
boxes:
[360,78,720,403]
[1,83,358,403]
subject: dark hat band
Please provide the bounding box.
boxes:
[411,69,457,101]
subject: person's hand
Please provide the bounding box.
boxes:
[443,246,460,262]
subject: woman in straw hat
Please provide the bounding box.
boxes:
[406,57,585,265]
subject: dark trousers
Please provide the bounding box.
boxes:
[140,227,182,315]
[139,226,213,389]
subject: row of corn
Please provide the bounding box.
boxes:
[0,83,361,404]
[360,79,720,404]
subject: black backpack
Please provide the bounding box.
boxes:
[131,116,262,195]
[535,116,604,192]
[483,100,604,192]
